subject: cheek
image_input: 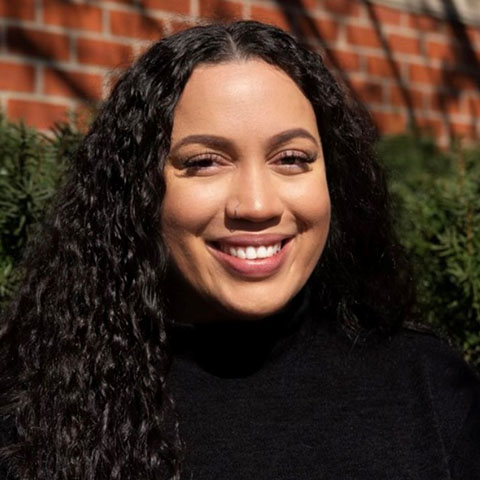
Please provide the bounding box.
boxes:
[285,177,331,233]
[160,178,223,252]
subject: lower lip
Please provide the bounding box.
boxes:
[207,240,292,278]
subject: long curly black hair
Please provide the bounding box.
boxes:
[0,21,413,479]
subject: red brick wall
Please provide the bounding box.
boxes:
[1,0,479,146]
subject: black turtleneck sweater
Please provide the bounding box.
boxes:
[1,293,480,479]
[167,293,480,479]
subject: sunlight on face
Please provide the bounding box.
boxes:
[161,59,330,323]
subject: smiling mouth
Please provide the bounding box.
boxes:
[209,239,291,260]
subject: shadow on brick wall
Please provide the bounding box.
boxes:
[6,0,480,141]
[438,0,480,139]
[271,0,480,142]
[7,0,165,104]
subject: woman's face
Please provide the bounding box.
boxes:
[161,59,330,322]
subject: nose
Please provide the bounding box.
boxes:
[225,164,284,223]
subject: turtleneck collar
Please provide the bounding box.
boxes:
[166,287,312,378]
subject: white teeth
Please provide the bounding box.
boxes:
[221,242,282,259]
[257,246,268,258]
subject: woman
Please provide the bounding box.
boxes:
[1,20,479,479]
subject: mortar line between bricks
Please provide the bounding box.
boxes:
[243,0,251,19]
[102,7,110,36]
[0,23,6,54]
[5,91,77,107]
[35,0,43,24]
[70,34,78,64]
[36,64,44,95]
[190,0,199,17]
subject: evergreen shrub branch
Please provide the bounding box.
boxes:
[377,134,480,369]
[0,114,82,308]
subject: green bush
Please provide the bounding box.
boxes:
[0,115,479,369]
[377,135,480,369]
[0,115,82,309]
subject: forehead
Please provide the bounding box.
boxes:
[171,59,319,141]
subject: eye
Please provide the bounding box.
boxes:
[180,154,224,176]
[273,150,316,173]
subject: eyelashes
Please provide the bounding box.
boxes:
[276,151,316,167]
[179,151,316,176]
[182,155,219,171]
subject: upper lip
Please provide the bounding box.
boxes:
[209,234,294,247]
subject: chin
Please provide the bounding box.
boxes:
[214,293,295,322]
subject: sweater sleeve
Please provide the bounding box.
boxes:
[418,334,480,479]
[447,368,480,479]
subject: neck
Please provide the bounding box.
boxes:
[166,287,312,378]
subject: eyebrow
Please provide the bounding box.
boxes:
[268,128,319,149]
[169,128,319,155]
[169,135,232,155]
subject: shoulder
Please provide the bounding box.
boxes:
[377,327,480,476]
[385,326,479,395]
[309,317,480,476]
[373,327,480,417]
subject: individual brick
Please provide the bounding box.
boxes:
[43,0,103,32]
[416,116,445,137]
[273,0,323,9]
[371,111,407,134]
[77,38,133,68]
[142,0,190,15]
[0,62,36,93]
[425,40,458,62]
[250,5,291,31]
[390,85,426,110]
[199,0,243,20]
[296,15,339,42]
[350,78,385,104]
[0,0,35,20]
[326,48,361,71]
[388,33,421,56]
[370,3,403,25]
[346,24,382,49]
[109,9,165,40]
[407,12,443,32]
[430,92,464,116]
[408,64,443,85]
[367,56,398,78]
[450,121,476,138]
[7,99,69,130]
[44,68,104,101]
[323,0,363,16]
[6,27,71,62]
